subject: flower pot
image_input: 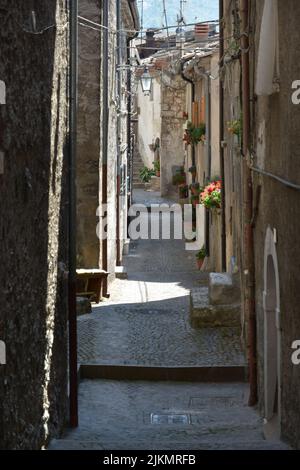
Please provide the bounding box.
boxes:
[197,259,204,270]
[156,171,160,177]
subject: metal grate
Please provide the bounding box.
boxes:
[150,414,190,425]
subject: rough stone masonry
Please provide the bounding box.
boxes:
[0,0,70,449]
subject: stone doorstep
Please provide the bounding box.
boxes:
[190,287,241,328]
[209,272,241,306]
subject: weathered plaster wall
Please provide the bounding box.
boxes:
[223,0,300,449]
[160,75,186,195]
[251,0,300,449]
[0,0,69,449]
[137,77,162,169]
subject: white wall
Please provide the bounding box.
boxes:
[137,77,162,168]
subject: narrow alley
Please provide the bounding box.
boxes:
[50,191,286,450]
[1,0,300,458]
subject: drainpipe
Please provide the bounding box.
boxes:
[68,0,78,428]
[240,0,257,406]
[127,27,139,208]
[196,67,211,256]
[116,0,122,266]
[219,0,227,272]
[101,0,109,296]
[181,59,196,173]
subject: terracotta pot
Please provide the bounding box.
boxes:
[197,259,204,270]
[156,171,160,177]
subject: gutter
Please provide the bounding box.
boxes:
[69,0,78,428]
[240,0,257,407]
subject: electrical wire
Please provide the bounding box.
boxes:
[162,0,170,48]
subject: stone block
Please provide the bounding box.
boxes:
[209,273,241,306]
[190,287,241,328]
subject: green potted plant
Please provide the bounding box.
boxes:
[196,246,207,270]
[139,166,155,183]
[173,173,186,186]
[153,160,160,177]
[183,122,206,146]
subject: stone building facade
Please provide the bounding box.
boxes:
[77,0,139,284]
[0,0,70,449]
[222,0,300,448]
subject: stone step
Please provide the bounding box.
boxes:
[190,287,241,328]
[209,272,241,306]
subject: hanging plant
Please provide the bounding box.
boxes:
[200,180,222,210]
[183,121,206,146]
[227,117,242,143]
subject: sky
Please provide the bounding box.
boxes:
[138,0,219,30]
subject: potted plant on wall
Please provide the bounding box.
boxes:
[200,180,222,210]
[183,122,206,146]
[172,167,186,186]
[196,246,207,270]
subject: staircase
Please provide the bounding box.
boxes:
[190,273,241,328]
[132,151,146,189]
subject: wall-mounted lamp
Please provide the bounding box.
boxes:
[140,67,153,96]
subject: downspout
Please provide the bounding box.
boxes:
[240,0,257,406]
[181,59,196,173]
[101,0,109,296]
[116,0,122,266]
[219,0,227,272]
[127,28,139,208]
[197,68,211,256]
[68,0,78,428]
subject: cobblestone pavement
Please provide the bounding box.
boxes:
[49,191,288,450]
[77,191,245,367]
[50,381,289,450]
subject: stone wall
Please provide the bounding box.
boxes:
[222,0,300,448]
[0,0,69,449]
[251,0,300,449]
[160,75,186,195]
[78,0,136,282]
[77,0,102,269]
